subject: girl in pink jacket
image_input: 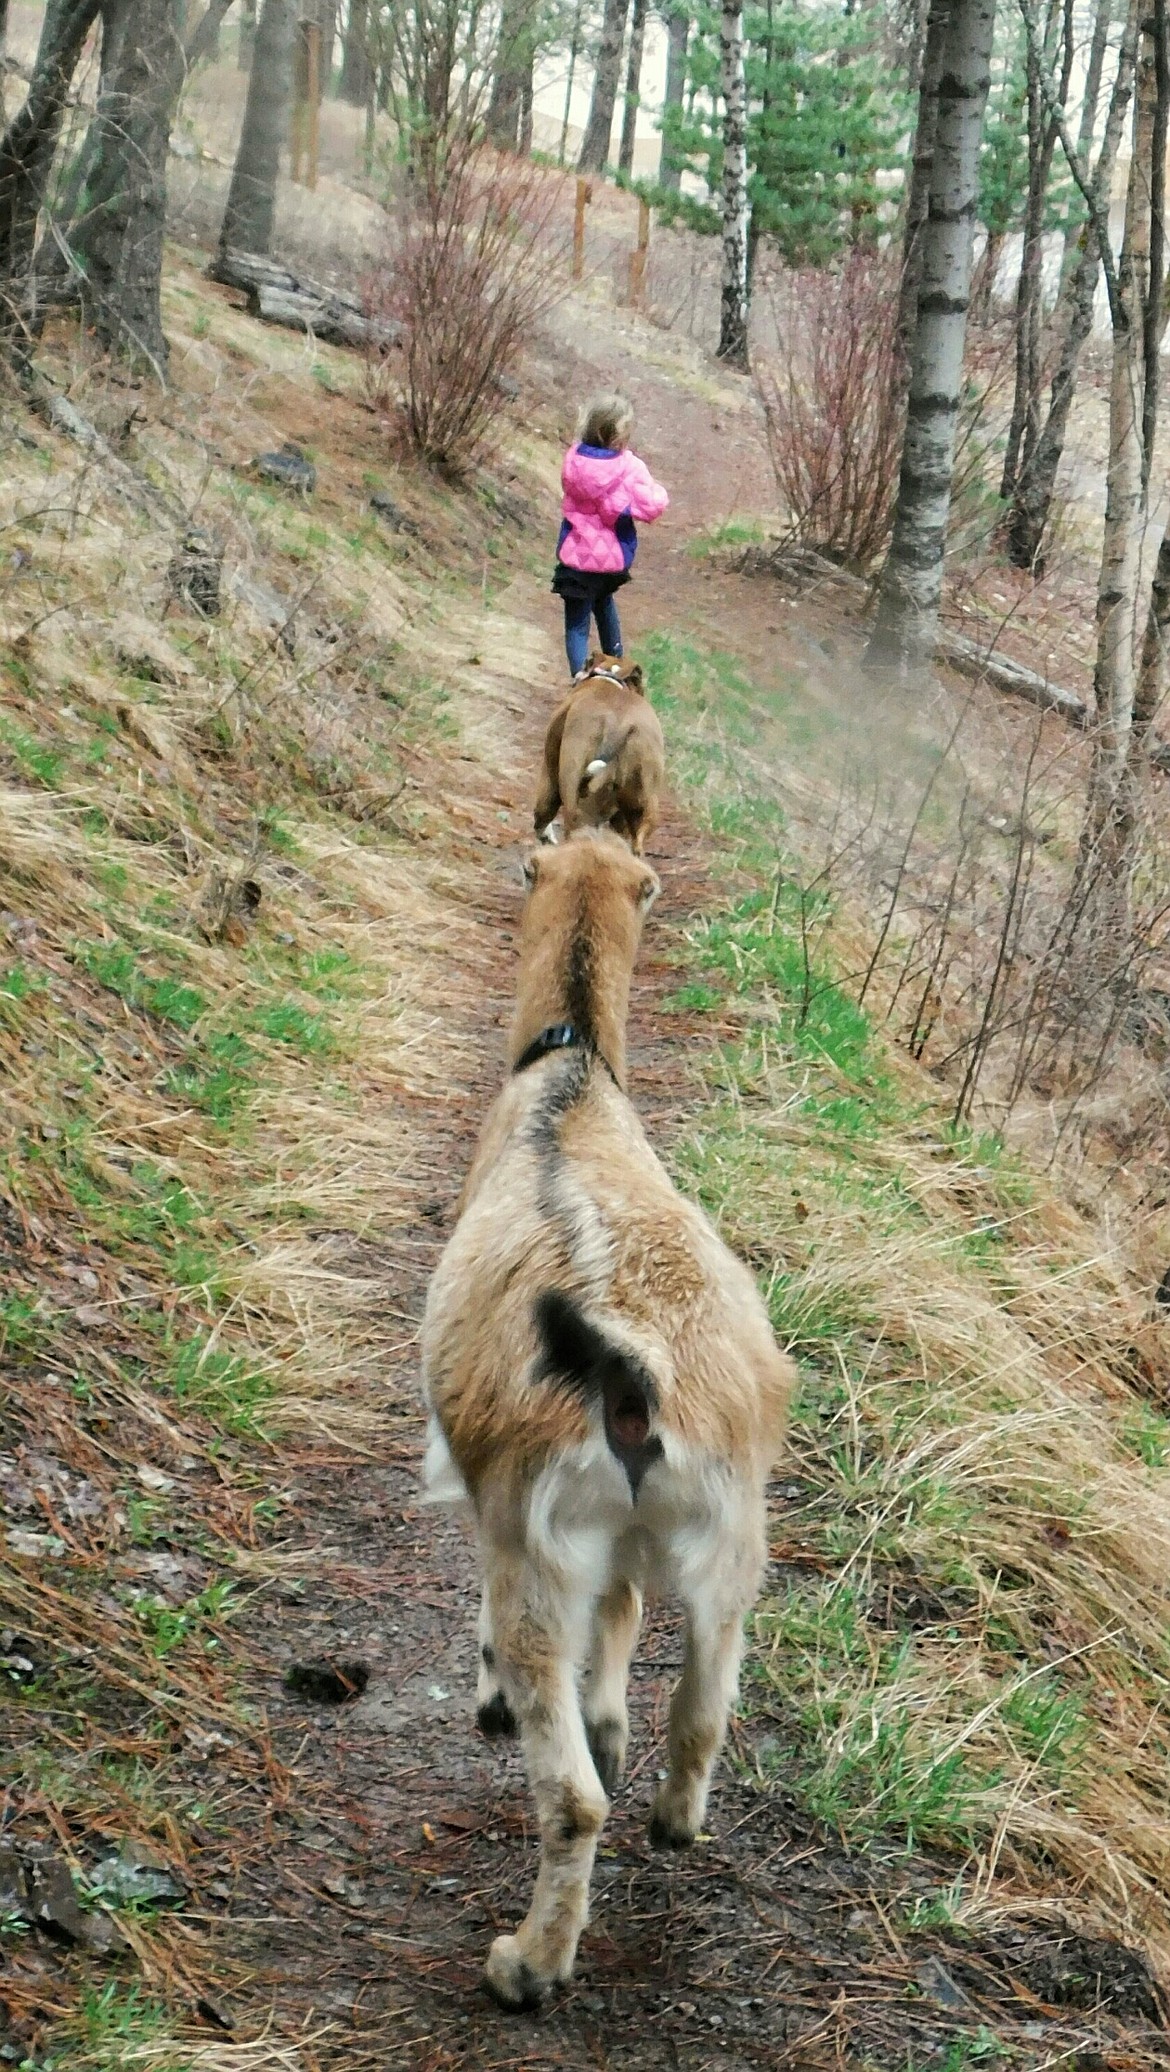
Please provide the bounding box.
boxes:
[552,393,669,678]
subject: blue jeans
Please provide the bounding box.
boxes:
[564,591,623,677]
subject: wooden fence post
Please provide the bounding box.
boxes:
[573,177,592,281]
[628,195,650,306]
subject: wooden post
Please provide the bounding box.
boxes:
[573,176,591,281]
[628,195,650,306]
[305,22,320,189]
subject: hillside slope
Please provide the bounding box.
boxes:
[1,247,1169,2072]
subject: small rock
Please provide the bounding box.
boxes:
[282,1655,370,1703]
[6,1529,65,1560]
[89,1842,188,1907]
[136,1462,175,1493]
[254,443,316,496]
[369,490,419,535]
[21,1850,118,1951]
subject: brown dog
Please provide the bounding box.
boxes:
[534,653,665,856]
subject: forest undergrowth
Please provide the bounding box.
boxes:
[1,244,1169,2071]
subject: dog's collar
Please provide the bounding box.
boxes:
[513,1022,584,1074]
[573,664,628,687]
[513,1022,618,1082]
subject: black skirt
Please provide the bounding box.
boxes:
[550,562,631,604]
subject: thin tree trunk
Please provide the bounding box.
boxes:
[488,0,533,151]
[1000,0,1075,508]
[619,0,648,174]
[1074,28,1158,977]
[238,0,256,67]
[579,0,629,171]
[520,56,534,151]
[1006,0,1139,569]
[219,0,294,254]
[1089,19,1155,792]
[970,224,1004,319]
[559,0,584,163]
[1141,0,1168,486]
[896,0,950,372]
[658,1,689,192]
[186,0,239,72]
[338,0,370,104]
[717,0,748,365]
[864,0,997,676]
[0,0,102,331]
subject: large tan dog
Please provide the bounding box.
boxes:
[420,830,793,2011]
[533,653,665,855]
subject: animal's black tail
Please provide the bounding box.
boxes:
[533,1288,664,1496]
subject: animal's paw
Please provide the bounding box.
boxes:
[648,1789,698,1850]
[477,1691,518,1739]
[585,1715,626,1797]
[484,1935,553,2012]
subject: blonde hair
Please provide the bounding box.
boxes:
[577,393,634,451]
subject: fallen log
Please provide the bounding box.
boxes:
[208,249,303,298]
[937,628,1089,725]
[738,543,1091,725]
[250,282,398,352]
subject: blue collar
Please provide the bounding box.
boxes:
[578,443,619,459]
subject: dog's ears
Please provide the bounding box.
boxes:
[634,866,660,912]
[624,662,645,693]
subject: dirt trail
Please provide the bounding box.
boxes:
[190,320,1170,2072]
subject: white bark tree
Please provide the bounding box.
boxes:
[864,0,996,675]
[717,0,748,367]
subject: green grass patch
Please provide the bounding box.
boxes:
[76,940,206,1032]
[0,714,64,788]
[164,1327,272,1435]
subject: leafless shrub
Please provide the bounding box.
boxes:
[365,142,566,476]
[755,249,904,572]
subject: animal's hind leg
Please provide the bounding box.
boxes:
[476,1579,516,1739]
[582,1578,642,1793]
[482,1558,608,2010]
[649,1522,763,1849]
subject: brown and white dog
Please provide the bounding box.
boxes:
[420,830,793,2010]
[533,653,665,855]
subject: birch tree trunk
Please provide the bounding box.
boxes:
[1089,20,1155,796]
[1006,0,1138,569]
[1065,17,1158,979]
[864,0,996,675]
[219,0,294,256]
[896,0,950,372]
[619,0,648,174]
[658,1,689,193]
[717,0,748,367]
[578,0,630,172]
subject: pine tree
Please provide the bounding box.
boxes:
[659,0,905,268]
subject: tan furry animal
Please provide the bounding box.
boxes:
[420,830,794,2011]
[533,653,665,855]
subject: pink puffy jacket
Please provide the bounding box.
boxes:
[557,443,669,575]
